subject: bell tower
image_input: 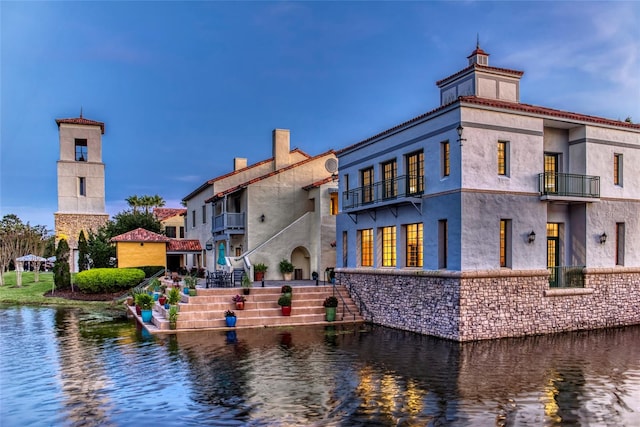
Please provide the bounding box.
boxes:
[54,112,109,271]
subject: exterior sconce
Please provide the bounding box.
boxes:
[260,214,265,222]
[331,173,338,182]
[528,231,536,244]
[600,232,607,244]
[205,243,213,251]
[456,124,467,146]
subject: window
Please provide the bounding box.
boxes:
[441,141,450,177]
[202,205,207,224]
[500,219,512,267]
[179,226,184,238]
[406,223,423,267]
[361,167,374,204]
[382,226,396,267]
[406,151,424,195]
[438,220,448,269]
[616,223,625,266]
[614,154,623,186]
[75,139,87,161]
[330,192,338,215]
[78,177,86,196]
[360,229,373,267]
[192,210,196,227]
[498,141,509,176]
[381,160,397,199]
[342,231,348,267]
[544,153,559,193]
[165,226,176,238]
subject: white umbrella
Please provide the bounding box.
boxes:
[16,254,47,262]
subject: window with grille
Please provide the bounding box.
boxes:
[75,139,87,161]
[406,223,423,267]
[382,226,396,267]
[360,229,373,267]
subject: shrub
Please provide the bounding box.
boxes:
[323,296,338,307]
[75,268,145,294]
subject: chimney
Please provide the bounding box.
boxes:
[234,157,247,171]
[272,129,291,170]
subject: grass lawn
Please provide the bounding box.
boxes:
[0,271,115,309]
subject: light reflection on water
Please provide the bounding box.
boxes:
[1,305,639,426]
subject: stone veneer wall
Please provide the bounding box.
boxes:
[338,267,640,342]
[54,213,109,249]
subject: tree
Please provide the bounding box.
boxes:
[87,228,116,269]
[53,239,71,290]
[125,195,142,213]
[138,194,165,214]
[78,230,89,272]
[105,210,162,237]
[0,214,49,287]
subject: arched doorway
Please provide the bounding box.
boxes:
[291,246,310,280]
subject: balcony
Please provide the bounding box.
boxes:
[212,212,245,235]
[342,175,423,212]
[538,172,600,202]
[548,266,585,288]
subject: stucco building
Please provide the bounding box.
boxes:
[335,44,640,341]
[182,129,338,281]
[54,114,109,271]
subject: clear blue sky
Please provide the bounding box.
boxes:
[2,1,639,232]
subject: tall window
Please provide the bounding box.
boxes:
[406,151,424,195]
[330,192,339,215]
[441,141,450,177]
[342,231,348,267]
[381,160,397,199]
[165,226,177,238]
[406,223,423,267]
[616,223,625,266]
[382,226,396,267]
[360,229,373,267]
[544,153,559,193]
[179,226,185,238]
[614,154,623,186]
[202,205,207,224]
[192,210,196,227]
[438,220,448,269]
[500,219,512,267]
[497,141,509,176]
[361,167,374,204]
[78,177,86,196]
[75,139,87,161]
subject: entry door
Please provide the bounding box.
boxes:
[544,153,559,194]
[547,223,560,286]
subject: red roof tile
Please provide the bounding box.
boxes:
[154,208,186,222]
[109,228,170,243]
[303,176,337,190]
[55,117,105,134]
[167,239,202,252]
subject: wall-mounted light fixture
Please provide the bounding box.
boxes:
[205,243,213,251]
[600,232,607,244]
[260,214,265,222]
[528,231,536,244]
[331,172,338,182]
[456,125,467,146]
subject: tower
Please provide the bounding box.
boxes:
[54,113,109,271]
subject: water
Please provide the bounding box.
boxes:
[1,306,639,427]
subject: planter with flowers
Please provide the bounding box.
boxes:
[224,310,237,327]
[278,294,292,316]
[232,294,246,310]
[323,296,338,322]
[279,259,294,281]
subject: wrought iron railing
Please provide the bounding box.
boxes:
[538,173,599,198]
[548,266,585,288]
[342,175,424,210]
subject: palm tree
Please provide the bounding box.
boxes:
[125,195,142,213]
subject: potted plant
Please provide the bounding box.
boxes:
[232,294,246,310]
[158,294,167,306]
[224,310,237,327]
[254,263,268,281]
[129,288,143,311]
[168,305,179,330]
[167,286,181,307]
[184,275,198,296]
[278,294,292,316]
[136,293,154,323]
[241,274,252,295]
[323,296,338,322]
[279,259,294,281]
[281,285,292,297]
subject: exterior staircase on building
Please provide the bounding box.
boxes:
[135,284,364,333]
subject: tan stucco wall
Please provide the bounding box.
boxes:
[116,242,167,268]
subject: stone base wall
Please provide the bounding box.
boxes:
[54,213,109,249]
[339,267,640,341]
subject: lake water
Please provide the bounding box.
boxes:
[1,305,639,426]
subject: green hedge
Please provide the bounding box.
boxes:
[75,268,146,294]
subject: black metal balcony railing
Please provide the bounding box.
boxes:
[212,212,245,233]
[538,173,600,198]
[549,266,585,288]
[342,175,424,210]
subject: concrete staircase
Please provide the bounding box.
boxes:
[143,284,364,332]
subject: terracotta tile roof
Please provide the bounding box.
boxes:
[167,239,202,252]
[205,150,336,203]
[337,96,640,155]
[153,208,186,222]
[55,117,105,134]
[436,64,524,87]
[303,176,337,190]
[109,228,170,243]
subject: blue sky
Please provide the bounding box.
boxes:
[2,1,639,231]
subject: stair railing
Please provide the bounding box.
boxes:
[340,273,374,323]
[331,278,357,321]
[115,268,166,302]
